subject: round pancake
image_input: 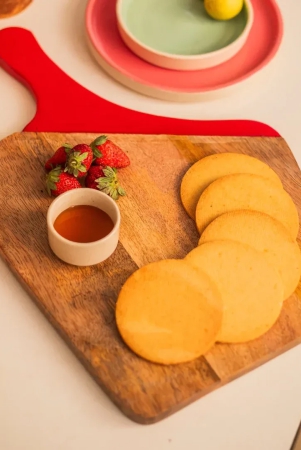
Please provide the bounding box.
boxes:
[180,153,282,219]
[195,174,299,238]
[199,211,301,300]
[116,259,223,365]
[185,241,284,343]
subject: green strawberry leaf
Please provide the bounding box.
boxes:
[77,152,88,161]
[111,191,118,201]
[46,168,62,196]
[79,165,87,173]
[93,135,107,146]
[117,186,126,196]
[93,148,102,158]
[96,178,111,188]
[63,143,73,152]
[103,166,115,178]
[90,135,106,158]
[48,181,57,189]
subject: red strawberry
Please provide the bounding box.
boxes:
[64,144,93,178]
[91,135,130,169]
[85,165,105,190]
[85,166,126,200]
[45,144,72,171]
[46,167,81,197]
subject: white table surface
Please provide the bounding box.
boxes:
[0,1,301,449]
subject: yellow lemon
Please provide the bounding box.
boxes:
[204,0,244,21]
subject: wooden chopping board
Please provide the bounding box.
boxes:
[0,132,300,424]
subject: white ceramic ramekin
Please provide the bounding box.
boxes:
[116,0,254,71]
[47,189,120,266]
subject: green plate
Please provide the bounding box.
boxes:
[120,0,248,56]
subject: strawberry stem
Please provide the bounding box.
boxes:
[96,166,126,200]
[65,151,89,177]
[90,135,107,158]
[63,143,73,152]
[46,167,62,196]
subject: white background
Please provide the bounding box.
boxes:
[0,1,301,449]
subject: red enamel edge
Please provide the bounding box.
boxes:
[0,27,280,137]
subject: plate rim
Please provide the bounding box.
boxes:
[85,0,283,96]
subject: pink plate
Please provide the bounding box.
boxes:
[86,0,283,100]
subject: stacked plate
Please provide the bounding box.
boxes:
[85,0,283,101]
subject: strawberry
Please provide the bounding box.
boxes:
[85,165,105,190]
[45,144,72,171]
[64,144,93,178]
[85,166,126,200]
[91,135,130,169]
[46,167,81,197]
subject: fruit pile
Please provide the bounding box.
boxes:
[45,136,130,200]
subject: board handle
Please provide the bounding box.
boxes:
[0,27,280,136]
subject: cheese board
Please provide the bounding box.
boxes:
[0,132,300,424]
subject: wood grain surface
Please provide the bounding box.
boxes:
[0,132,300,424]
[0,0,32,18]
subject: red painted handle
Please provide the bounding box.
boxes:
[0,27,280,136]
